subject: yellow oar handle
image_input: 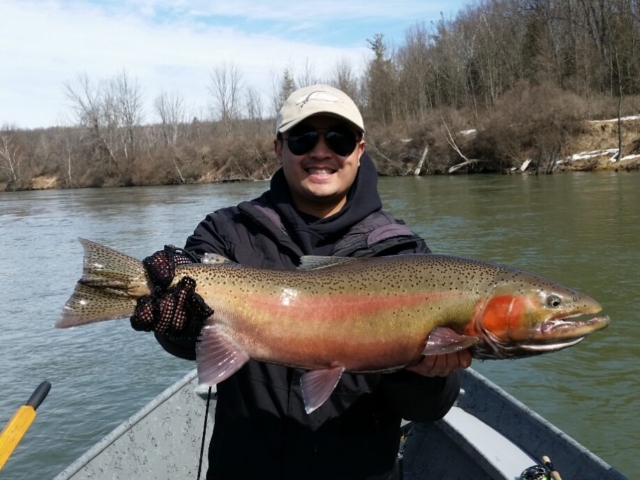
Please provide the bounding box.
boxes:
[0,381,51,471]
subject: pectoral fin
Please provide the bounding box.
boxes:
[196,325,250,386]
[300,366,345,414]
[423,327,479,355]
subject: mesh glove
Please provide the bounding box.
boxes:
[130,246,213,337]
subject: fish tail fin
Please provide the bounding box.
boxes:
[55,239,150,328]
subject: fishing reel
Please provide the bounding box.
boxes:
[520,464,551,480]
[520,455,560,480]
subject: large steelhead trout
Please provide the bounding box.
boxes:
[57,239,610,413]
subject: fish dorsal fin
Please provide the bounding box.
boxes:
[201,253,234,265]
[300,366,345,414]
[298,256,358,271]
[196,325,250,386]
[422,327,479,355]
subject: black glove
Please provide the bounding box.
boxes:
[130,246,213,338]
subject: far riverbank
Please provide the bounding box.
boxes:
[2,112,640,193]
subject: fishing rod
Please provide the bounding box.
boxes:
[197,386,213,480]
[0,381,52,471]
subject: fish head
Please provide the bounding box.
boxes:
[466,270,610,359]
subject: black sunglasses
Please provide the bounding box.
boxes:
[284,125,360,156]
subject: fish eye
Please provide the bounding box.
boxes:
[546,294,562,308]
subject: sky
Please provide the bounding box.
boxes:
[1,0,468,129]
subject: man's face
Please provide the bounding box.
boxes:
[275,115,365,218]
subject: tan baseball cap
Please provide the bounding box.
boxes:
[276,84,365,135]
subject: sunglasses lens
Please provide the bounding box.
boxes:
[287,130,319,155]
[325,128,357,156]
[286,126,358,156]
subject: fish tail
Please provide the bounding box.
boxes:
[55,239,150,328]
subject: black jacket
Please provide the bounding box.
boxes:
[156,154,461,480]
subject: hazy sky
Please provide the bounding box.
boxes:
[1,0,468,129]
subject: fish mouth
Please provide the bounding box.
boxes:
[539,314,611,337]
[520,315,611,355]
[519,314,611,354]
[473,314,611,359]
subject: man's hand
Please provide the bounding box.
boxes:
[407,350,472,377]
[130,247,213,338]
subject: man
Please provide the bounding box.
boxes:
[131,84,471,479]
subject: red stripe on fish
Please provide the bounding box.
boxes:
[237,289,466,323]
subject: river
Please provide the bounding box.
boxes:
[0,172,638,478]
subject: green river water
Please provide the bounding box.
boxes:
[0,172,637,478]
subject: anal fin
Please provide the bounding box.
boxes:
[423,327,479,355]
[300,366,345,414]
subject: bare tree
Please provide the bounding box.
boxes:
[107,70,144,159]
[267,67,283,115]
[244,86,264,122]
[154,90,186,147]
[50,126,80,187]
[64,73,118,166]
[209,62,243,135]
[64,70,144,182]
[329,58,360,105]
[0,126,27,188]
[64,73,116,165]
[61,133,76,187]
[396,22,433,120]
[64,73,101,129]
[296,58,320,87]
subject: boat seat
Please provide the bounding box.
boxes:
[440,406,537,479]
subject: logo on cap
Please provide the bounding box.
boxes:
[296,91,341,108]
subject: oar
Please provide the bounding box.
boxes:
[0,381,52,471]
